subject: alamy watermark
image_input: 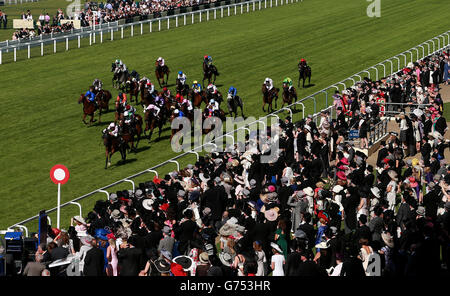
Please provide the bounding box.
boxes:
[66,0,82,19]
[366,0,381,18]
[170,110,281,163]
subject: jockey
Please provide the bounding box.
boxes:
[103,122,119,138]
[208,99,219,112]
[264,77,274,91]
[162,87,171,98]
[228,86,237,98]
[93,78,103,92]
[145,103,161,118]
[203,55,213,71]
[146,81,156,97]
[125,104,136,116]
[124,110,134,125]
[174,109,184,118]
[117,92,127,106]
[182,97,193,111]
[85,86,98,108]
[283,77,293,90]
[130,70,140,82]
[299,58,307,66]
[175,93,184,105]
[206,83,218,95]
[192,81,202,93]
[154,94,165,108]
[177,71,187,85]
[157,57,165,67]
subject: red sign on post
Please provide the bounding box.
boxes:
[50,164,70,185]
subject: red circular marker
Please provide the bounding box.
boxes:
[50,164,70,185]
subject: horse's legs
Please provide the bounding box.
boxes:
[82,113,87,125]
[298,74,301,87]
[262,101,265,112]
[105,150,109,169]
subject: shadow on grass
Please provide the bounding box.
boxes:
[134,145,151,153]
[112,158,138,168]
[303,83,316,88]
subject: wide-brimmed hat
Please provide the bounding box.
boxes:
[370,187,381,198]
[111,209,121,220]
[332,185,344,194]
[249,179,257,188]
[264,209,278,221]
[154,259,171,273]
[315,240,330,249]
[219,252,233,266]
[381,232,394,248]
[80,235,94,246]
[270,242,283,254]
[409,177,418,187]
[219,223,235,236]
[303,187,314,197]
[142,198,154,210]
[388,170,398,181]
[340,157,349,165]
[109,193,118,203]
[161,250,172,261]
[73,216,86,225]
[234,175,245,185]
[173,255,194,272]
[135,189,144,200]
[162,226,171,234]
[416,206,425,216]
[199,252,209,264]
[337,171,347,181]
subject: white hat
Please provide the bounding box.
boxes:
[270,242,283,254]
[332,185,344,194]
[73,216,86,225]
[370,187,381,198]
[303,187,314,197]
[142,198,154,210]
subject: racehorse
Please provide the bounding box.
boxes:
[281,83,298,109]
[206,90,223,106]
[115,101,125,123]
[96,89,112,122]
[202,108,225,134]
[103,133,126,169]
[226,93,244,118]
[144,109,165,143]
[78,94,97,125]
[155,61,170,87]
[176,78,190,97]
[189,89,208,108]
[261,84,279,113]
[111,63,129,90]
[139,81,153,107]
[298,63,312,88]
[127,79,140,103]
[202,64,219,87]
[120,115,143,152]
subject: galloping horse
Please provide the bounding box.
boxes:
[155,61,170,87]
[202,108,225,135]
[139,81,153,107]
[262,84,279,113]
[189,89,208,109]
[176,79,190,97]
[144,109,166,143]
[111,63,130,90]
[206,90,223,106]
[103,133,126,169]
[96,89,112,122]
[127,79,140,103]
[120,115,143,152]
[226,93,244,118]
[281,83,298,109]
[78,94,97,125]
[298,63,312,88]
[202,64,219,87]
[115,101,125,123]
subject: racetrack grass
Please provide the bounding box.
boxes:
[1,0,450,232]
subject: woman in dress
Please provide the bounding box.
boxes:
[270,243,285,276]
[106,238,118,276]
[253,241,267,276]
[274,219,288,259]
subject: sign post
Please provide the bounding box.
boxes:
[50,165,70,229]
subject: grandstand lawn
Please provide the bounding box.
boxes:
[1,0,450,231]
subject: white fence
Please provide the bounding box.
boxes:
[0,0,39,4]
[3,30,449,235]
[0,0,302,64]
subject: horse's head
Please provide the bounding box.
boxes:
[227,93,233,101]
[78,94,85,104]
[111,63,116,72]
[155,60,159,67]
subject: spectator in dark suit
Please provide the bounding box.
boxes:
[173,209,198,255]
[117,237,145,276]
[83,238,105,276]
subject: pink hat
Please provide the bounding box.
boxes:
[337,171,347,181]
[268,185,276,193]
[409,177,418,187]
[341,158,349,165]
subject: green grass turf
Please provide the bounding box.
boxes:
[1,0,450,232]
[0,0,71,41]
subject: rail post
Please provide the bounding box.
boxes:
[54,39,56,53]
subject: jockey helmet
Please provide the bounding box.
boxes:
[126,105,131,110]
[176,93,181,98]
[115,59,120,64]
[204,55,208,59]
[174,109,179,114]
[210,99,215,104]
[158,57,162,60]
[118,92,123,97]
[228,86,235,93]
[124,111,129,117]
[193,80,198,84]
[108,122,115,129]
[265,77,270,82]
[301,58,306,62]
[163,87,168,91]
[208,56,211,59]
[178,71,183,75]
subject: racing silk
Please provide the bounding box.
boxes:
[157,58,165,67]
[176,95,184,104]
[192,83,202,93]
[93,79,102,90]
[265,78,273,91]
[182,98,193,111]
[117,93,127,105]
[178,110,185,117]
[124,112,134,124]
[104,124,119,137]
[146,104,160,117]
[207,84,217,94]
[146,82,155,94]
[85,90,96,102]
[163,90,171,98]
[177,73,187,85]
[155,95,165,107]
[283,77,293,88]
[228,88,237,97]
[209,101,219,111]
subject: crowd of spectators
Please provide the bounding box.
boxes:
[9,48,450,277]
[9,0,222,40]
